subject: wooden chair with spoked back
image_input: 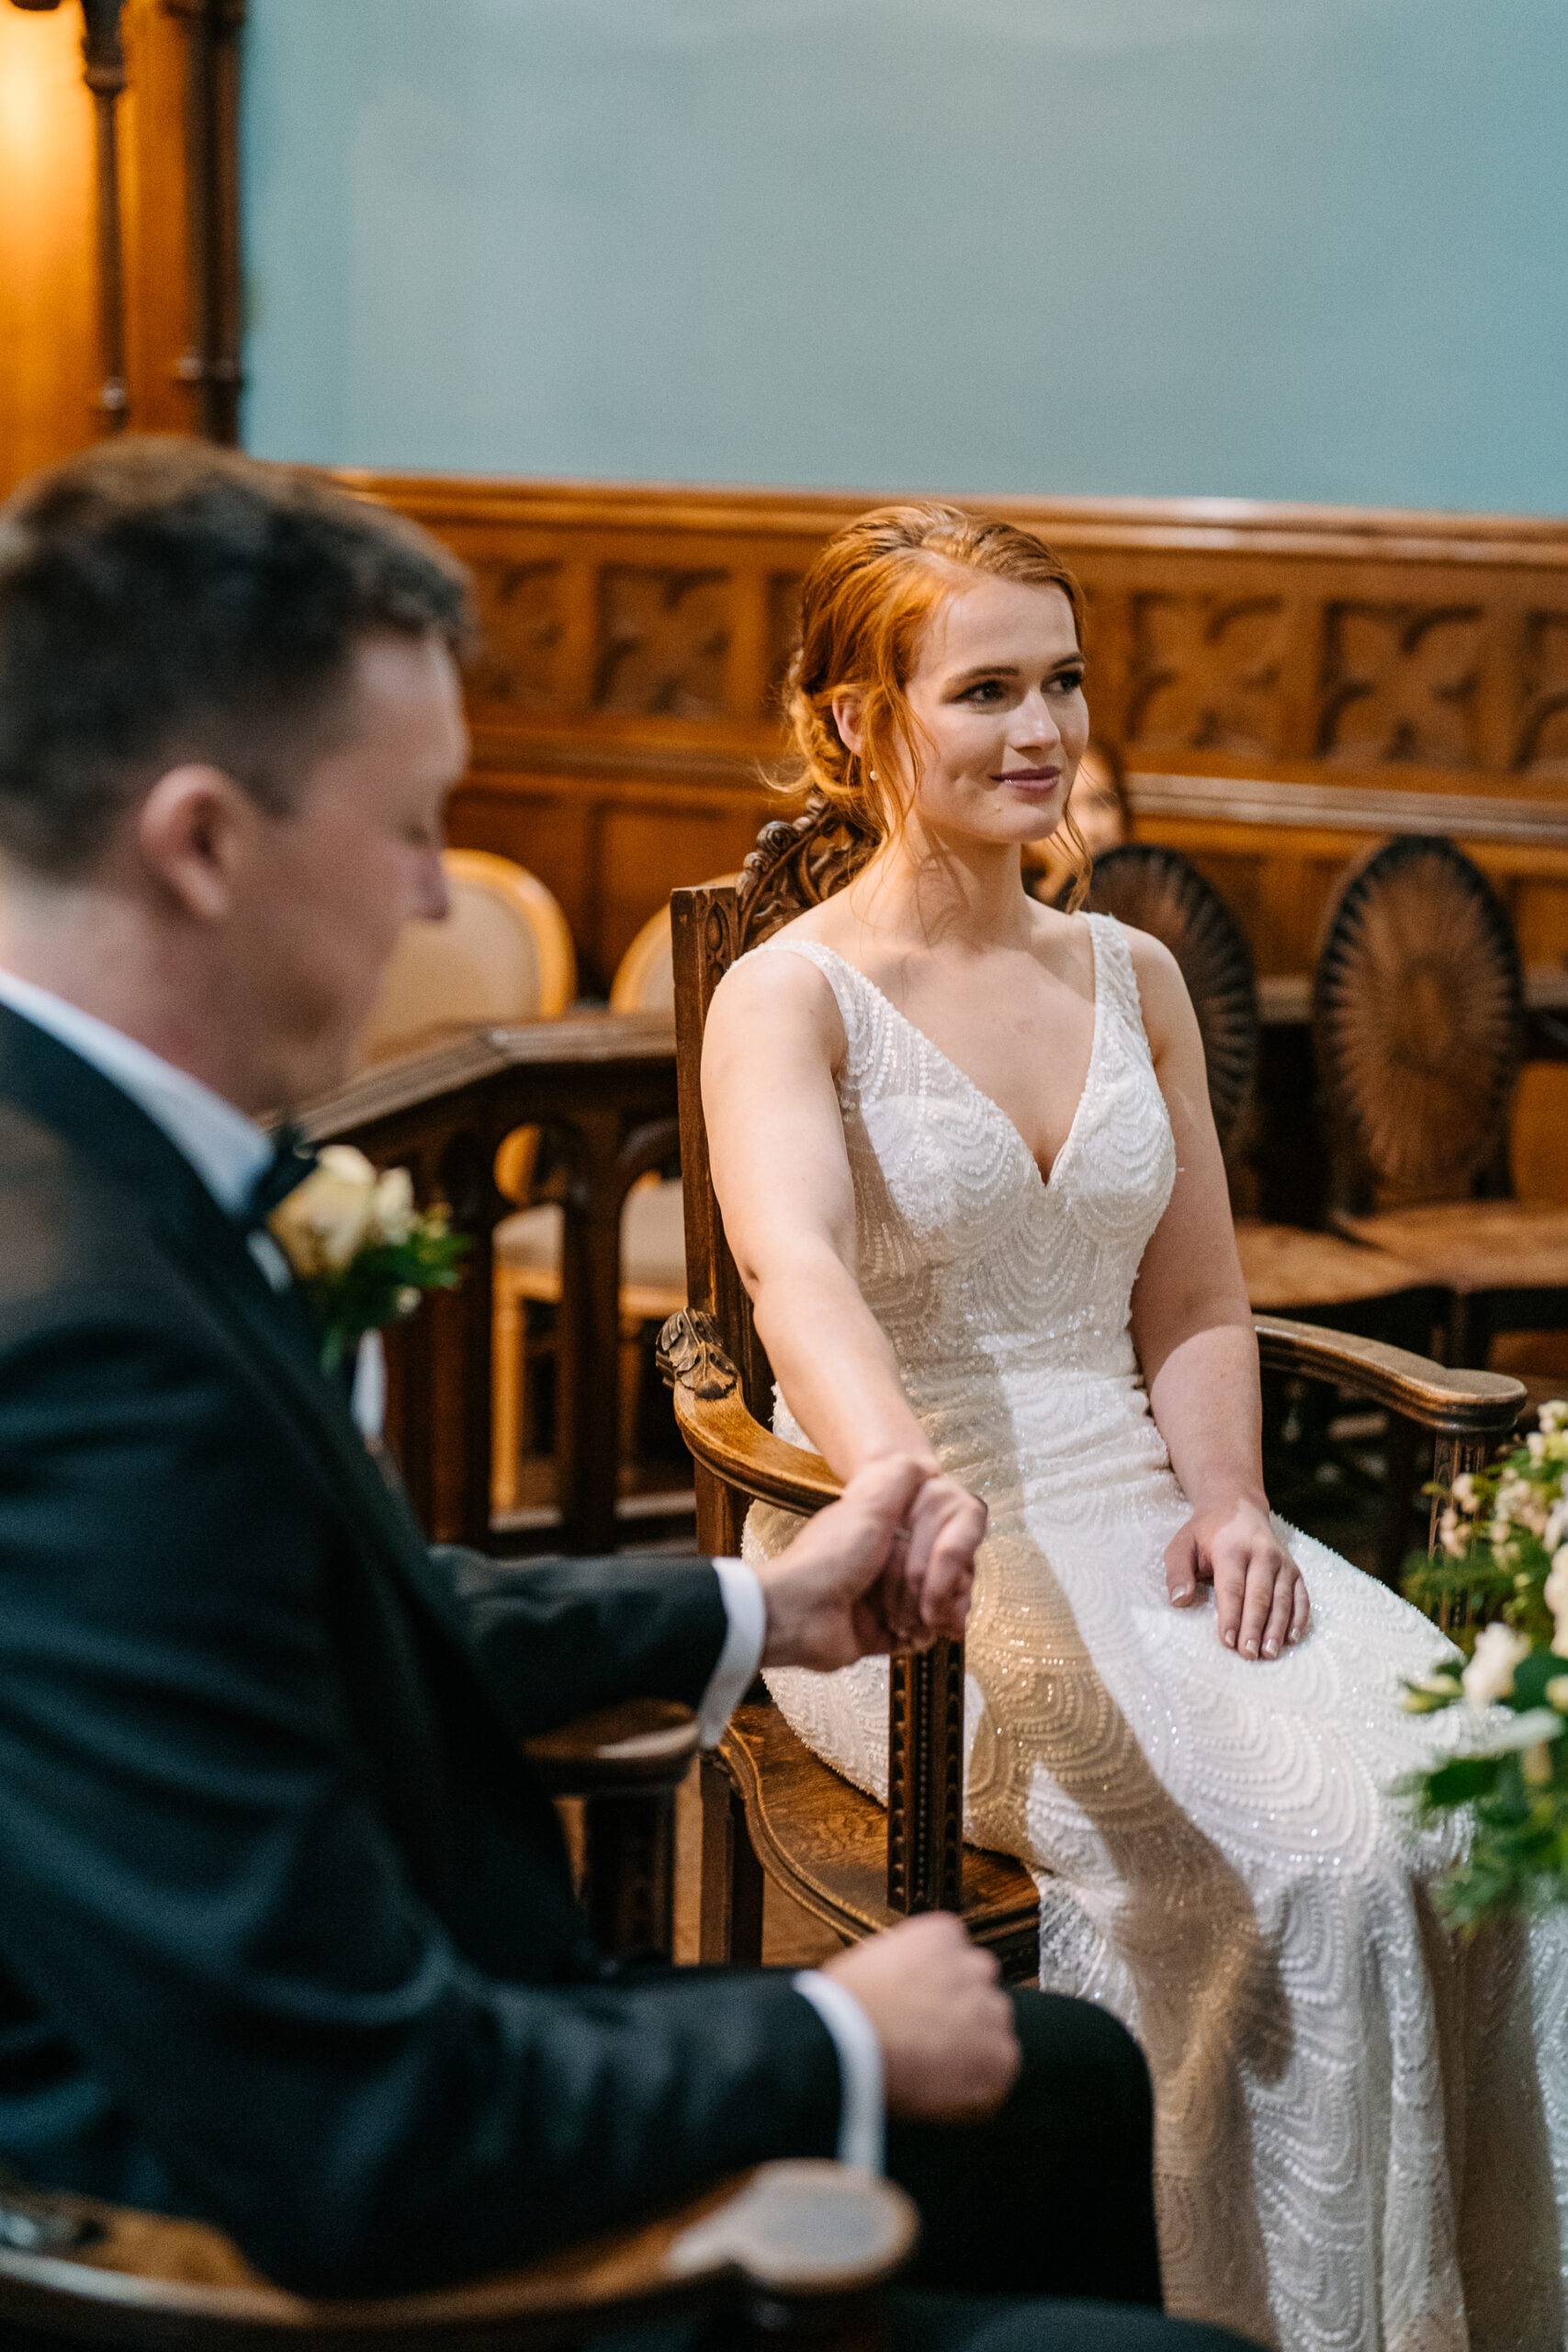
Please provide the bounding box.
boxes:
[662,801,1527,1975]
[1314,834,1568,1371]
[1053,842,1444,1347]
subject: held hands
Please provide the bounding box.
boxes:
[758,1458,986,1672]
[1166,1495,1310,1659]
[821,1913,1021,2123]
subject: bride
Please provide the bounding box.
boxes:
[701,503,1566,2352]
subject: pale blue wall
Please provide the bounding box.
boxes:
[241,0,1568,512]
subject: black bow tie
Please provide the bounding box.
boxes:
[245,1124,320,1227]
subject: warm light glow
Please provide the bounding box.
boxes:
[0,22,71,170]
[0,2,100,492]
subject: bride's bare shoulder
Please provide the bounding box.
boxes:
[703,932,846,1069]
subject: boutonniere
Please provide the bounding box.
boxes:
[269,1145,469,1376]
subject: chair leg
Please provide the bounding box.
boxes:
[700,1748,765,1965]
[581,1788,678,1962]
[491,1276,523,1516]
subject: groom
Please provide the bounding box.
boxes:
[0,439,1248,2352]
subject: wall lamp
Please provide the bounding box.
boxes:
[7,0,244,444]
[9,0,130,429]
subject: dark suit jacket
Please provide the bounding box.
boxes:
[0,1006,840,2295]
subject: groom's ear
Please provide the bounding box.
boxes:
[830,688,865,756]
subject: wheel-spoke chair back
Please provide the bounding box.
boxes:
[666,802,1527,1973]
[1314,835,1523,1213]
[1060,842,1258,1161]
[1312,836,1568,1368]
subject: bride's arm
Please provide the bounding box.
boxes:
[1125,932,1311,1662]
[703,950,983,1634]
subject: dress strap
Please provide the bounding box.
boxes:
[1082,912,1154,1058]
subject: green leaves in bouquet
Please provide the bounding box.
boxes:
[1393,1408,1568,1924]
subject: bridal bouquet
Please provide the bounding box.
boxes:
[1401,1403,1568,1925]
[270,1145,468,1375]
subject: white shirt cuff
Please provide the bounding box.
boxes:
[696,1556,767,1747]
[791,1972,886,2174]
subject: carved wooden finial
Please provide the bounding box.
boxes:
[735,794,877,950]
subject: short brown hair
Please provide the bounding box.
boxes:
[782,503,1090,902]
[0,436,474,877]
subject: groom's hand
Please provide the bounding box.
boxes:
[821,1914,1020,2122]
[757,1458,982,1670]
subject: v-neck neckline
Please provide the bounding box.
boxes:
[802,918,1105,1193]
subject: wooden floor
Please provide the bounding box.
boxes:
[671,1762,841,1969]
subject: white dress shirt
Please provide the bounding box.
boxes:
[0,967,884,2169]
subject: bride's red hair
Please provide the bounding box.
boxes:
[780,503,1091,906]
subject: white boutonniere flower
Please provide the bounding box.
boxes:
[270,1145,468,1374]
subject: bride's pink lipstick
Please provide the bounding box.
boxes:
[991,765,1062,799]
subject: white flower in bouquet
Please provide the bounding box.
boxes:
[1461,1622,1531,1708]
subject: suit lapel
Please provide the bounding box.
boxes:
[0,1009,460,1632]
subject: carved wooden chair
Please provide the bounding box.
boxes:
[662,800,1526,1976]
[0,1694,916,2347]
[1314,835,1568,1368]
[1055,842,1442,1340]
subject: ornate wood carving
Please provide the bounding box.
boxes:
[594,566,730,717]
[1126,593,1291,755]
[1318,604,1484,767]
[467,558,565,708]
[736,796,877,949]
[1313,835,1524,1208]
[1518,610,1568,778]
[342,473,1568,995]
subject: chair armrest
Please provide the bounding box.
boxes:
[524,1699,700,1797]
[1254,1315,1525,1440]
[0,2161,918,2346]
[659,1311,842,1516]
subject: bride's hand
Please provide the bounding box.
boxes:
[881,1471,987,1648]
[1165,1498,1309,1660]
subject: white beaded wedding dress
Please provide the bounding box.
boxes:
[744,913,1568,2352]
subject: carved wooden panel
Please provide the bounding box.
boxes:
[1125,593,1291,756]
[1518,611,1568,778]
[593,567,731,717]
[467,559,565,710]
[1317,603,1484,768]
[344,473,1568,1025]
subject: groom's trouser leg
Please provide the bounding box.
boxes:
[886,1991,1162,2305]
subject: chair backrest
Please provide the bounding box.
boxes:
[1313,834,1524,1211]
[610,878,739,1015]
[361,849,577,1062]
[1058,842,1258,1159]
[672,800,955,1917]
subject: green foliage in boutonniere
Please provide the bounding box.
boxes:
[1398,1403,1568,1925]
[269,1145,468,1376]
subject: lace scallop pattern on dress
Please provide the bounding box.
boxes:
[745,913,1568,2352]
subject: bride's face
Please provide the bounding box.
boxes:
[838,573,1089,849]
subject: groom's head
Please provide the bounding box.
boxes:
[0,438,474,1110]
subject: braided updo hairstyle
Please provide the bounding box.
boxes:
[781,503,1091,906]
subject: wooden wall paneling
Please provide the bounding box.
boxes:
[350,475,1568,1034]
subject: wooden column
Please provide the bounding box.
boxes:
[163,0,243,442]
